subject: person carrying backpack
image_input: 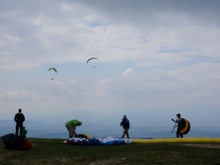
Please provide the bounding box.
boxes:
[21,126,28,138]
[172,113,184,138]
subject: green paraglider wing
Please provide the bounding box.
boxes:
[49,68,57,73]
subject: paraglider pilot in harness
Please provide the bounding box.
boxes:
[172,113,183,138]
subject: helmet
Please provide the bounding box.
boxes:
[176,113,181,117]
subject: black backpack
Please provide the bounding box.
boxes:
[2,133,25,150]
[74,134,88,139]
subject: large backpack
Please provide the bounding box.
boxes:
[2,133,25,150]
[1,133,32,150]
[179,118,190,134]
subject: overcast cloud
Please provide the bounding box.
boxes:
[1,0,220,132]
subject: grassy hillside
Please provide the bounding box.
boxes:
[1,138,220,165]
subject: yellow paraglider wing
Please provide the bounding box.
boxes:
[49,68,57,73]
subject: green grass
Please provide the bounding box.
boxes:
[1,138,220,165]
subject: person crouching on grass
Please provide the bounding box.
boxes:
[22,126,27,138]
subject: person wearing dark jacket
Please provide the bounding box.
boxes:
[172,113,183,138]
[14,109,25,136]
[120,115,130,139]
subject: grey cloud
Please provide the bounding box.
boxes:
[0,0,220,74]
[0,88,36,101]
[95,63,220,101]
[77,0,220,25]
[1,0,220,70]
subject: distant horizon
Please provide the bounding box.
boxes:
[1,119,220,139]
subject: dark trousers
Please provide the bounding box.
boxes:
[176,128,183,138]
[15,123,23,136]
[122,129,129,138]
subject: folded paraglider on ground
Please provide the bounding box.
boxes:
[62,134,132,146]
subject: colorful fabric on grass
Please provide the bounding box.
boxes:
[63,136,132,146]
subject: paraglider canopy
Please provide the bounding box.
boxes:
[87,57,98,63]
[49,68,57,73]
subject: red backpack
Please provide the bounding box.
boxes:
[23,139,32,149]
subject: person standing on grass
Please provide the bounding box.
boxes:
[172,113,184,138]
[22,126,28,138]
[120,115,130,139]
[65,119,82,138]
[14,109,25,136]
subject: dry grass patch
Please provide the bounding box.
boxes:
[183,143,220,148]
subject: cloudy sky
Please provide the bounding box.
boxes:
[1,0,220,130]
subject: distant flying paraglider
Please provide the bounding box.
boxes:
[49,68,57,80]
[49,68,57,73]
[87,57,98,63]
[87,57,98,68]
